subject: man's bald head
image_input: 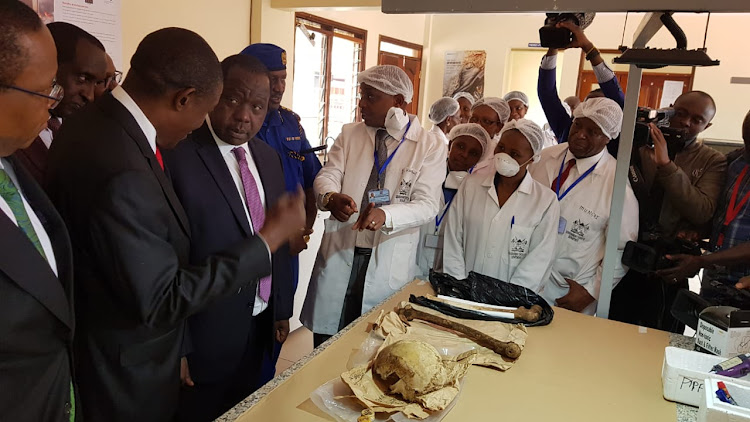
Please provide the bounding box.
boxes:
[0,1,44,88]
[126,27,222,99]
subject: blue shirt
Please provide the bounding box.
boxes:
[256,107,322,192]
[707,155,750,284]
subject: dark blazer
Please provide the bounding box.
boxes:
[0,155,75,422]
[163,123,294,383]
[45,93,272,422]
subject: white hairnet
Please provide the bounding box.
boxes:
[357,65,414,104]
[428,97,460,124]
[448,123,490,154]
[472,97,510,123]
[573,97,623,139]
[503,91,529,107]
[499,118,545,157]
[452,91,475,106]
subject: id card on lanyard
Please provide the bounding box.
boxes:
[555,152,599,234]
[368,121,412,207]
[717,164,750,248]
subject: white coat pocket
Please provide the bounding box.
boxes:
[393,167,419,203]
[508,225,534,264]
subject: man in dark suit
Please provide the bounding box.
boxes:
[14,22,107,186]
[164,54,295,422]
[45,28,306,422]
[0,2,75,421]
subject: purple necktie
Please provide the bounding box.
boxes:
[232,147,271,302]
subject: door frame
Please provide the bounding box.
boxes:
[378,35,424,114]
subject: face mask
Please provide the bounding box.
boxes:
[445,170,468,189]
[494,152,533,178]
[384,107,410,138]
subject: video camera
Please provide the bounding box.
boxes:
[622,229,704,274]
[633,107,689,155]
[539,13,595,49]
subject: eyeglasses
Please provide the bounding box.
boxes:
[114,70,123,84]
[0,81,64,109]
[470,117,501,127]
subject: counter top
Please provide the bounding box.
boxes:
[219,280,683,421]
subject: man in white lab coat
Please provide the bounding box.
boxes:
[302,65,447,346]
[427,97,461,145]
[444,119,560,292]
[417,123,490,277]
[530,98,639,315]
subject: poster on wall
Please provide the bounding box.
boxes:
[21,0,123,69]
[442,50,486,100]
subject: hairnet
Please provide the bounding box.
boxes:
[357,65,414,104]
[499,119,545,157]
[448,123,490,154]
[472,97,510,123]
[573,97,623,139]
[452,91,475,106]
[428,97,460,124]
[503,91,529,107]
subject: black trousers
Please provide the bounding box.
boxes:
[313,247,372,348]
[177,309,272,422]
[610,269,687,334]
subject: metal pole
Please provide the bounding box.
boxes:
[597,13,661,318]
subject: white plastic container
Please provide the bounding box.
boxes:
[698,378,750,422]
[662,347,750,406]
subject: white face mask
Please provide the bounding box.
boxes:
[494,152,533,178]
[445,170,468,189]
[384,107,410,138]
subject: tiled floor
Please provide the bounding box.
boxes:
[275,327,314,376]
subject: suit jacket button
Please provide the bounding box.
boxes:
[64,402,71,414]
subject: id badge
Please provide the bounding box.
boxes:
[367,189,391,207]
[558,216,567,234]
[424,234,440,249]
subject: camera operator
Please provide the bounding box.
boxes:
[656,110,750,299]
[610,91,727,333]
[538,15,625,158]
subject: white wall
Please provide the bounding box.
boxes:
[120,0,251,74]
[423,12,750,142]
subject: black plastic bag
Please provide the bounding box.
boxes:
[414,270,554,327]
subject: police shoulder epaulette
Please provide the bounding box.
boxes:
[281,106,302,122]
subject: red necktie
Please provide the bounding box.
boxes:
[154,146,164,170]
[551,159,576,191]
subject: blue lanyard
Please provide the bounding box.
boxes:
[375,121,412,181]
[555,152,599,201]
[434,195,455,231]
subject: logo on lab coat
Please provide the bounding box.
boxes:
[567,219,590,242]
[394,168,418,203]
[510,237,529,259]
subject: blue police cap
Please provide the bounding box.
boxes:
[240,43,287,71]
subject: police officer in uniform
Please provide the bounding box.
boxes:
[240,43,322,384]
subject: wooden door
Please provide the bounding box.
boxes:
[577,71,692,109]
[378,51,422,115]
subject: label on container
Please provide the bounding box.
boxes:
[697,319,728,356]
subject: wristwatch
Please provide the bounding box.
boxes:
[321,191,336,210]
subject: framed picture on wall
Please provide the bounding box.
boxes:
[443,50,486,100]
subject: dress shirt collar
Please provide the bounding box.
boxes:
[566,146,607,175]
[110,85,157,153]
[206,116,251,159]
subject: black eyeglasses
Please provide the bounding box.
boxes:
[1,81,64,109]
[114,70,123,84]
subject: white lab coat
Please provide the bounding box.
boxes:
[429,125,449,145]
[529,143,639,314]
[443,166,560,292]
[301,116,447,335]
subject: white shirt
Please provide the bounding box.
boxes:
[443,167,560,292]
[111,85,157,153]
[429,125,449,145]
[0,158,58,276]
[529,143,639,313]
[207,118,269,316]
[37,116,62,149]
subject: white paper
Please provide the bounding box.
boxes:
[54,0,123,69]
[660,80,685,109]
